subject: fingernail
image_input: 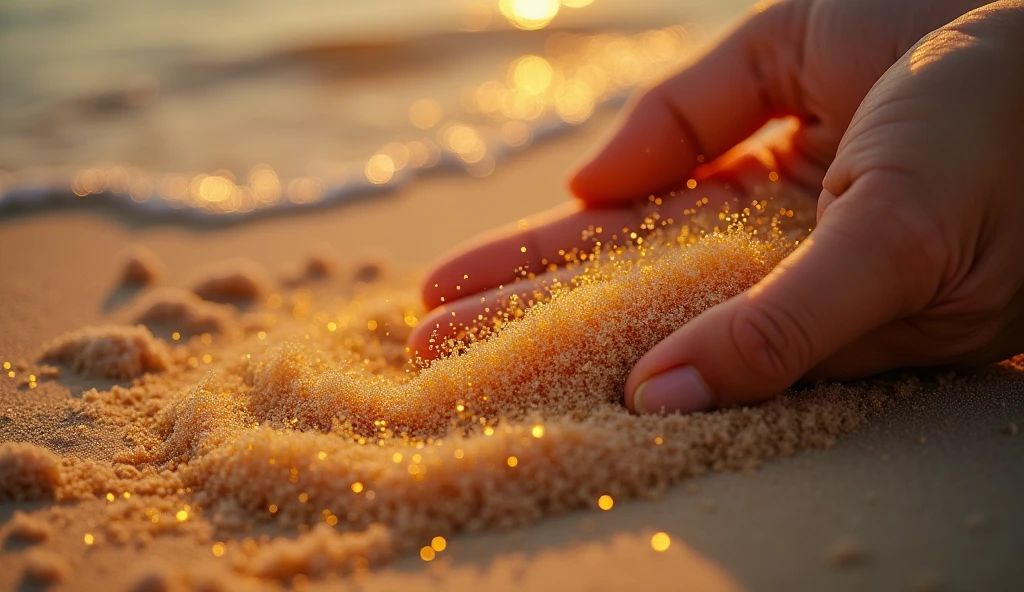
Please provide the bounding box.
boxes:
[633,366,715,415]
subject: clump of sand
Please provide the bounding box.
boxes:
[132,288,236,335]
[22,548,72,585]
[121,245,165,285]
[353,258,388,284]
[240,523,392,580]
[43,324,170,379]
[299,245,340,280]
[190,258,272,302]
[0,442,61,501]
[3,511,53,542]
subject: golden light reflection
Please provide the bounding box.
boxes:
[248,165,281,205]
[499,0,560,30]
[409,98,443,130]
[500,121,532,147]
[379,142,410,171]
[52,23,694,218]
[651,532,671,552]
[72,168,107,197]
[286,177,323,204]
[158,176,188,202]
[129,178,152,203]
[198,175,233,203]
[554,79,595,123]
[910,30,972,74]
[405,141,439,169]
[440,124,487,164]
[365,154,396,185]
[510,55,553,95]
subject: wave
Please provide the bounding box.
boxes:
[0,25,697,224]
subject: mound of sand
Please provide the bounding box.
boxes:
[132,289,236,335]
[190,258,272,302]
[21,549,72,585]
[3,511,53,542]
[0,442,61,502]
[241,523,392,580]
[120,245,165,286]
[43,324,170,379]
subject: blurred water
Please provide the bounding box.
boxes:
[0,0,751,219]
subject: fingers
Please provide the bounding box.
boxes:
[811,286,1024,379]
[410,267,582,360]
[569,0,811,204]
[420,202,638,310]
[421,172,763,311]
[624,172,938,414]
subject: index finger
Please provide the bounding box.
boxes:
[421,202,640,310]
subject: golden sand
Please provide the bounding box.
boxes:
[120,245,165,286]
[0,442,62,501]
[190,258,272,302]
[131,288,238,336]
[4,510,53,542]
[2,200,1016,587]
[21,548,72,584]
[42,324,170,379]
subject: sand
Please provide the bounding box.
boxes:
[1,118,1023,591]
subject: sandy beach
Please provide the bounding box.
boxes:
[2,114,1023,591]
[3,0,1024,588]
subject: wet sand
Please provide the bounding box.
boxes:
[1,116,1022,591]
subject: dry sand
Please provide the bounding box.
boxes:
[1,117,1022,591]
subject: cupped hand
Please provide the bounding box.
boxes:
[411,0,1024,415]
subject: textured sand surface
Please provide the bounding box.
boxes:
[1,121,1022,591]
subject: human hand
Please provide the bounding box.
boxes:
[411,0,1024,414]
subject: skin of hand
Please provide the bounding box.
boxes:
[411,0,1024,415]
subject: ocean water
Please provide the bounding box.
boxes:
[0,0,750,219]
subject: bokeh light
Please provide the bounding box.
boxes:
[365,154,396,185]
[41,21,694,218]
[440,124,487,164]
[498,0,560,30]
[554,79,595,123]
[409,99,443,130]
[510,55,554,95]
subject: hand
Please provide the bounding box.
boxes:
[411,0,1024,415]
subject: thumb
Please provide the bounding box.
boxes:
[569,0,811,203]
[624,173,939,414]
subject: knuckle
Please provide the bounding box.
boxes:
[832,175,948,306]
[730,301,816,386]
[930,322,1003,361]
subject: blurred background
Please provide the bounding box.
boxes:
[0,0,750,218]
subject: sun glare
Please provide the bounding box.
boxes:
[499,0,561,30]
